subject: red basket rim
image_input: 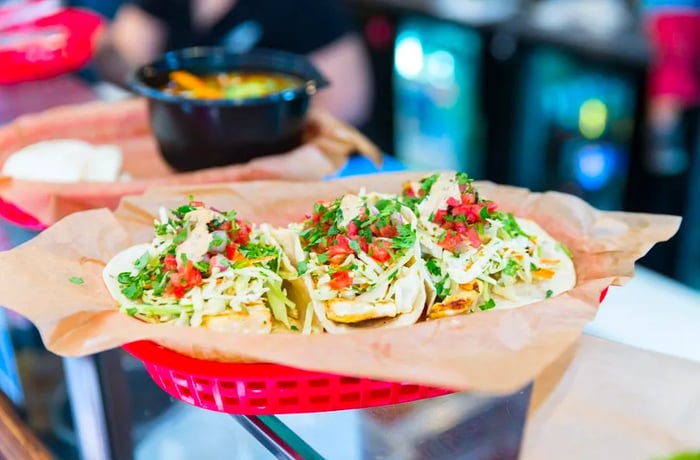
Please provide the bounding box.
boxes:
[0,197,47,231]
[122,340,343,380]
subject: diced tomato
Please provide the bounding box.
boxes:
[376,224,398,238]
[404,186,416,197]
[439,232,462,251]
[233,221,251,245]
[461,193,476,205]
[190,200,205,207]
[225,243,237,260]
[167,273,186,299]
[328,236,353,264]
[329,270,353,290]
[359,238,369,253]
[446,196,461,208]
[347,221,359,237]
[163,254,178,271]
[433,209,447,225]
[182,260,203,286]
[165,260,203,299]
[465,227,481,248]
[487,201,498,212]
[369,242,391,263]
[218,221,232,232]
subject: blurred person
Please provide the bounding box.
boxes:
[94,0,373,126]
[643,0,700,175]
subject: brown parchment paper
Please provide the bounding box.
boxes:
[0,172,681,393]
[0,98,381,226]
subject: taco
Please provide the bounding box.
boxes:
[402,172,576,319]
[103,200,310,334]
[284,192,427,332]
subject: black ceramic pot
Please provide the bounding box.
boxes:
[129,47,329,172]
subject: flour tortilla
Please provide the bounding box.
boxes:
[424,217,576,316]
[273,225,428,334]
[489,218,576,309]
[102,235,310,334]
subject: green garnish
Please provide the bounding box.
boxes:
[435,277,450,299]
[503,259,520,277]
[297,260,308,275]
[173,225,189,244]
[348,239,362,254]
[392,224,416,249]
[388,269,399,280]
[133,251,150,271]
[125,307,138,316]
[479,298,496,311]
[68,276,84,285]
[419,174,440,194]
[498,212,529,238]
[317,253,329,264]
[425,259,441,277]
[545,289,553,298]
[479,205,490,220]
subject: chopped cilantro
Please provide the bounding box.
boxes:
[290,325,299,331]
[134,251,150,271]
[173,225,189,244]
[479,298,496,311]
[317,253,329,264]
[503,259,520,277]
[194,261,210,274]
[530,262,538,271]
[121,283,143,300]
[155,223,169,236]
[68,276,84,285]
[117,272,131,284]
[420,174,440,194]
[392,224,416,250]
[297,260,308,275]
[425,259,441,277]
[499,212,529,238]
[348,239,362,253]
[375,199,393,211]
[125,307,138,316]
[225,210,237,221]
[210,233,226,249]
[479,205,490,221]
[174,204,195,218]
[435,277,450,299]
[545,289,553,298]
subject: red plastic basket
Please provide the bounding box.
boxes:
[0,7,104,85]
[0,197,46,232]
[123,287,610,415]
[122,341,453,415]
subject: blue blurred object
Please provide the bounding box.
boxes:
[0,308,23,406]
[510,47,635,210]
[330,154,407,178]
[392,16,484,174]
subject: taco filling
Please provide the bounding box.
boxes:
[403,172,576,319]
[293,192,426,330]
[103,200,300,333]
